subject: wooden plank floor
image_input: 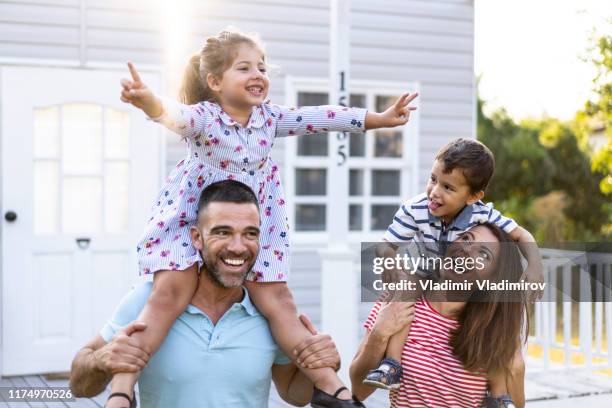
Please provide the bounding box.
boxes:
[0,369,611,407]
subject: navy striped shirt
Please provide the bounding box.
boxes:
[384,193,518,244]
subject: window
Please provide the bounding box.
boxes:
[33,104,131,235]
[285,79,419,237]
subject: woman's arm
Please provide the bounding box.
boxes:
[506,350,526,408]
[350,302,415,401]
[349,330,391,401]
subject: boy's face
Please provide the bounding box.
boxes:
[426,159,484,223]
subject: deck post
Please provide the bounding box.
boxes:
[320,0,358,382]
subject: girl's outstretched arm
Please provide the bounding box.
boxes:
[274,92,418,138]
[120,62,209,141]
[364,92,419,130]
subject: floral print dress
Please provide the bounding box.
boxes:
[137,99,367,282]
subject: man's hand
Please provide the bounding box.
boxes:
[93,321,150,375]
[371,302,415,340]
[292,315,340,371]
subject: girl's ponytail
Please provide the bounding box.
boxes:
[179,53,211,105]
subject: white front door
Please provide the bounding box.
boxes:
[1,66,162,375]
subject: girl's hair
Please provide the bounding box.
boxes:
[449,223,528,377]
[179,28,266,105]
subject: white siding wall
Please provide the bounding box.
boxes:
[0,0,474,327]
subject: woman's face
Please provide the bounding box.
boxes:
[439,225,501,285]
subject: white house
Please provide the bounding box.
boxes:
[0,0,476,377]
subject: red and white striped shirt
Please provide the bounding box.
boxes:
[364,298,488,407]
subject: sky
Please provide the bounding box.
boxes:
[475,0,610,121]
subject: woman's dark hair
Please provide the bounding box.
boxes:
[449,223,527,377]
[197,180,259,215]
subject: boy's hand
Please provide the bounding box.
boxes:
[365,92,418,130]
[375,242,400,284]
[120,62,162,118]
[523,261,545,302]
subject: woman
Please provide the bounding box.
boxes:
[350,223,527,407]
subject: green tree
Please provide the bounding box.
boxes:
[477,99,609,241]
[574,26,611,193]
[477,24,611,241]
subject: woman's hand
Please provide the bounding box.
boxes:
[371,302,415,340]
[365,92,419,130]
[120,62,163,118]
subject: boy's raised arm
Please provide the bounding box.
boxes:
[510,226,544,300]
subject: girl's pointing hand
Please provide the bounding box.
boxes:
[120,62,163,118]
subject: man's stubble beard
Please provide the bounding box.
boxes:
[200,250,257,289]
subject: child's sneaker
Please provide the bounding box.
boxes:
[362,357,402,390]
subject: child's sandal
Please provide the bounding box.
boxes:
[362,357,402,390]
[481,393,515,408]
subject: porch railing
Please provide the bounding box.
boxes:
[529,248,612,370]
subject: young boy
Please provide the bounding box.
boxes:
[363,138,540,406]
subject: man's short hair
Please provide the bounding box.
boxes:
[435,138,495,193]
[197,180,259,215]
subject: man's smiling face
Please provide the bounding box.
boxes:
[191,202,260,288]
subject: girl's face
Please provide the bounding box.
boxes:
[209,44,269,110]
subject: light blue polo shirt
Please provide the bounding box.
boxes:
[100,282,291,408]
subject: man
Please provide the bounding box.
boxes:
[70,180,340,407]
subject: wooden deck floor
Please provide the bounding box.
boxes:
[1,368,611,407]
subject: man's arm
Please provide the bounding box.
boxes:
[271,364,312,407]
[272,315,341,406]
[70,335,112,397]
[69,322,149,397]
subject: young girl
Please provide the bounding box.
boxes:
[110,28,418,408]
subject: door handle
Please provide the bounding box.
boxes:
[76,237,91,249]
[4,211,17,222]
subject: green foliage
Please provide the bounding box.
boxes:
[591,145,612,193]
[476,25,611,242]
[477,98,610,241]
[575,25,612,192]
